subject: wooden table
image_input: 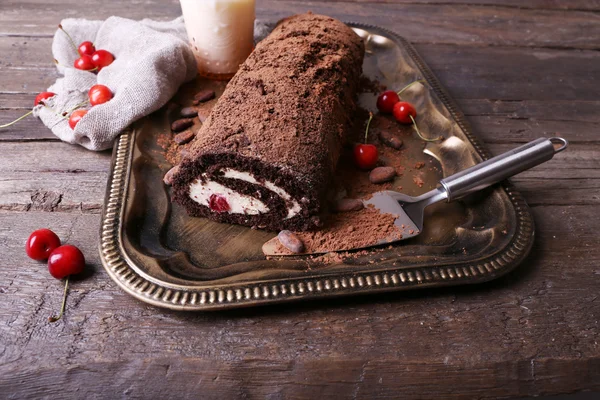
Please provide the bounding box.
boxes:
[1,1,599,398]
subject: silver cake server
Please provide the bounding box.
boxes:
[365,137,568,243]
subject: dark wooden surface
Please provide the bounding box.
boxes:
[1,1,599,398]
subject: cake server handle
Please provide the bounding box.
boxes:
[440,137,568,202]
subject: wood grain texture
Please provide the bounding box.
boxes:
[0,206,599,398]
[0,0,599,398]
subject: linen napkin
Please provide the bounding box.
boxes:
[33,16,198,151]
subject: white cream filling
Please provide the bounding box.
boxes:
[189,178,269,215]
[222,169,302,219]
[188,168,302,218]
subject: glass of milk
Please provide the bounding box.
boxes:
[179,0,256,79]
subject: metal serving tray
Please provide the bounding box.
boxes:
[99,23,534,310]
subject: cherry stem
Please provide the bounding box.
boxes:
[48,276,69,323]
[397,79,427,96]
[0,110,33,128]
[409,114,443,142]
[364,112,374,144]
[58,24,81,56]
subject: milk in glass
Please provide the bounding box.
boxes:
[179,0,255,79]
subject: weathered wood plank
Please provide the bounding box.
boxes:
[283,0,600,11]
[0,142,110,211]
[413,45,600,101]
[459,99,600,145]
[0,67,58,94]
[0,142,110,173]
[0,172,108,213]
[1,1,599,50]
[0,204,598,398]
[0,358,598,399]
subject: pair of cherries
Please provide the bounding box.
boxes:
[26,229,85,322]
[376,79,442,143]
[68,84,113,129]
[376,90,417,123]
[59,25,115,72]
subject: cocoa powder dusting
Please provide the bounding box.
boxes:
[413,173,425,188]
[157,131,172,150]
[290,207,402,254]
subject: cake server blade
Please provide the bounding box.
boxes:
[263,137,568,256]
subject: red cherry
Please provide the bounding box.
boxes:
[26,229,61,261]
[88,84,113,106]
[376,90,400,114]
[209,194,230,212]
[393,101,417,124]
[353,112,378,169]
[354,144,379,170]
[34,92,56,106]
[74,55,95,71]
[78,41,96,56]
[91,50,114,71]
[69,109,87,129]
[48,245,85,280]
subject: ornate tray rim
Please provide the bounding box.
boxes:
[98,23,535,311]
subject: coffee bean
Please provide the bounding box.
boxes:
[163,165,179,186]
[193,89,215,104]
[174,129,195,145]
[369,166,396,184]
[332,198,364,212]
[277,230,305,254]
[379,131,403,149]
[180,107,198,118]
[171,118,194,132]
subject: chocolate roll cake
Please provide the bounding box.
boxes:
[172,13,365,231]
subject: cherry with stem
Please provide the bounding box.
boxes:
[353,112,379,170]
[47,244,85,323]
[0,92,57,128]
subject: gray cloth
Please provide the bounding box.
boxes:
[33,16,197,151]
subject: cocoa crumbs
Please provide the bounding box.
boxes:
[284,207,402,254]
[413,174,425,188]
